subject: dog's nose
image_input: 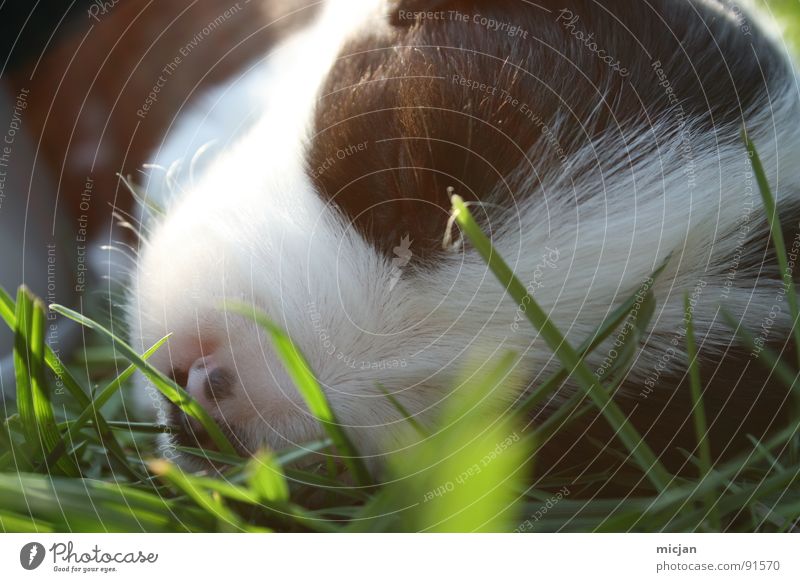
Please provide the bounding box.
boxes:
[186,354,235,409]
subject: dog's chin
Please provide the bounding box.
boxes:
[159,421,365,482]
[157,411,246,474]
[160,400,341,472]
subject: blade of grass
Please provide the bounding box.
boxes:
[535,384,614,444]
[521,284,657,438]
[743,130,800,462]
[530,286,655,443]
[68,421,174,434]
[0,286,134,477]
[450,194,672,492]
[684,292,719,530]
[720,309,799,392]
[746,435,785,472]
[49,303,237,457]
[378,384,429,438]
[174,446,248,467]
[284,468,372,501]
[743,130,800,366]
[12,289,34,464]
[275,438,332,466]
[224,301,372,487]
[14,288,78,476]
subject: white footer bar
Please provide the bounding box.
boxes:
[1,533,797,581]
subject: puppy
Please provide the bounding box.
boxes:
[128,0,800,472]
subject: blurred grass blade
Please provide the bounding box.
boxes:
[149,460,251,532]
[382,352,527,532]
[225,301,372,487]
[49,303,237,457]
[0,286,16,331]
[0,510,55,533]
[450,194,672,492]
[0,471,212,532]
[248,450,290,503]
[13,287,78,476]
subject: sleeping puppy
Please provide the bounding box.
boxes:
[128,0,800,473]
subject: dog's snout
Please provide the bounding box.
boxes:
[165,353,236,454]
[187,354,235,405]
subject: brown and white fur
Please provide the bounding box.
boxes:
[128,0,800,474]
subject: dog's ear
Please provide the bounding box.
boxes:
[387,0,459,26]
